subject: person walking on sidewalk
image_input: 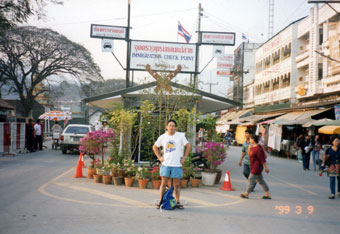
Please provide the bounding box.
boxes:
[153,120,191,209]
[295,134,304,162]
[321,137,340,199]
[26,119,35,152]
[299,135,312,171]
[311,134,322,171]
[240,134,271,199]
[34,119,43,151]
[239,129,257,191]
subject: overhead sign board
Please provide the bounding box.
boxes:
[201,31,236,46]
[216,54,234,76]
[216,70,233,77]
[130,40,197,73]
[90,24,127,40]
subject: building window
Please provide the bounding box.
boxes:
[318,63,323,80]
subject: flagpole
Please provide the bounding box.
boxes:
[177,20,179,42]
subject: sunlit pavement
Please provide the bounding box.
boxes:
[0,144,338,234]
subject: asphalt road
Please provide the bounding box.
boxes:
[0,143,338,234]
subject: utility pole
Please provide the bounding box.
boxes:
[194,3,202,89]
[268,0,274,39]
[126,0,131,88]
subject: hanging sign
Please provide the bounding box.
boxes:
[201,31,236,46]
[102,39,114,52]
[90,24,127,40]
[213,46,225,58]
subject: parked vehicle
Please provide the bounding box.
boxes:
[60,124,94,154]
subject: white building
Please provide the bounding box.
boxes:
[254,18,303,109]
[295,3,340,107]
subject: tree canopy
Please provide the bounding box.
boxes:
[0,26,103,117]
[0,0,62,33]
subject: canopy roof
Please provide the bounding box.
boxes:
[272,109,331,125]
[318,125,340,135]
[83,81,242,114]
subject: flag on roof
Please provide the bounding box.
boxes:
[242,33,247,40]
[178,21,192,43]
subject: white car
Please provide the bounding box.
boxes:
[60,124,94,154]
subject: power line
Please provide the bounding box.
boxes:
[33,8,196,27]
[204,10,264,41]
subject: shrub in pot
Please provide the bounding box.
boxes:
[136,165,150,189]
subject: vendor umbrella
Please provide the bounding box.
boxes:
[39,110,72,121]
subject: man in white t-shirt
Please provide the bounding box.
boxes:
[153,120,191,209]
[34,119,43,150]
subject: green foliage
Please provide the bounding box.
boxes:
[197,115,218,141]
[135,165,150,180]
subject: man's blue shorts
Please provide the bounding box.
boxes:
[160,165,183,179]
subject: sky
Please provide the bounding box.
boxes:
[28,0,312,97]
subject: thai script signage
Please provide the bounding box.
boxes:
[201,31,235,46]
[90,24,127,40]
[130,40,197,73]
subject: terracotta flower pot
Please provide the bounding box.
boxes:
[103,175,112,184]
[117,169,125,177]
[138,179,149,189]
[93,174,102,183]
[180,179,188,188]
[152,179,161,189]
[111,168,118,177]
[190,177,201,188]
[87,167,97,179]
[124,177,134,187]
[112,176,124,186]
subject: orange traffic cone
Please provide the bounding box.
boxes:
[80,153,86,168]
[219,170,235,191]
[73,157,85,178]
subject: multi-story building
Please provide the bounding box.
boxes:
[253,18,303,112]
[294,3,340,108]
[232,42,261,105]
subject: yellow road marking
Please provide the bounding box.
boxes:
[38,161,245,208]
[267,174,317,196]
[54,182,149,207]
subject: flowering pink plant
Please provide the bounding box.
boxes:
[79,129,116,165]
[202,141,226,170]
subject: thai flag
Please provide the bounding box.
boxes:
[178,21,192,43]
[242,33,247,40]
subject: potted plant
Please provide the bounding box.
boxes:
[151,166,161,189]
[136,165,150,189]
[85,153,97,179]
[190,167,202,188]
[79,129,116,179]
[181,157,193,188]
[201,141,226,186]
[94,164,104,183]
[123,159,136,187]
[111,163,124,186]
[102,162,112,184]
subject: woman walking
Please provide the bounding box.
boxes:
[322,137,340,199]
[240,133,271,199]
